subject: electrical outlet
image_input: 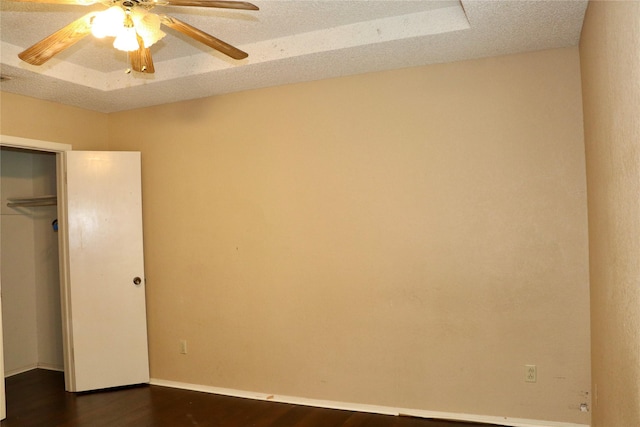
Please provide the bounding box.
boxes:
[525,365,537,383]
[180,340,188,354]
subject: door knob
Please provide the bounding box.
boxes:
[133,277,142,285]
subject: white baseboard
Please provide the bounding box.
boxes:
[5,364,38,378]
[5,363,64,378]
[36,363,64,372]
[149,378,589,427]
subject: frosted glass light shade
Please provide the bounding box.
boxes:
[91,6,126,39]
[91,6,164,52]
[113,26,139,52]
[131,9,166,48]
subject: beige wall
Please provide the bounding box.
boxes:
[0,92,109,151]
[580,1,640,426]
[109,48,590,424]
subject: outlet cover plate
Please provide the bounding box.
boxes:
[525,364,537,382]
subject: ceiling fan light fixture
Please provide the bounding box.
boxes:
[131,9,166,48]
[113,24,139,52]
[91,6,126,39]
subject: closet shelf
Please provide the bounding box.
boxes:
[6,195,57,208]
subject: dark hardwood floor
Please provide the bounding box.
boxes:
[1,370,504,427]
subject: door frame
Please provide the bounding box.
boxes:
[0,135,72,420]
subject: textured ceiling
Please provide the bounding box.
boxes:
[0,0,588,113]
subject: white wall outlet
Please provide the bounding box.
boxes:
[180,339,188,354]
[525,364,537,382]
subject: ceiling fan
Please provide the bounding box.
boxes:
[10,0,258,74]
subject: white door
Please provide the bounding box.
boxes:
[59,151,149,392]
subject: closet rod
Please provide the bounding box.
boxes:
[6,195,57,208]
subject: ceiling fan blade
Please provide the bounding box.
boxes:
[130,36,156,73]
[160,15,248,60]
[18,12,96,66]
[153,0,258,10]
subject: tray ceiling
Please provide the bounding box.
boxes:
[0,0,588,113]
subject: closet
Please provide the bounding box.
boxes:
[0,147,63,377]
[0,136,150,420]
